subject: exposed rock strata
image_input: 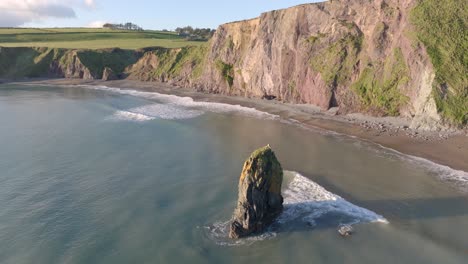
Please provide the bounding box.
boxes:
[124,0,462,129]
[229,145,284,239]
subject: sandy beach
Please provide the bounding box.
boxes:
[8,78,468,172]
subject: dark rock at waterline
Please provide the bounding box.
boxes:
[229,145,284,239]
[262,94,277,100]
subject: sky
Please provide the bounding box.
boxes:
[0,0,322,30]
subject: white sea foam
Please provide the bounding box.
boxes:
[111,110,155,122]
[85,85,278,120]
[349,139,468,193]
[204,171,387,246]
[402,153,468,193]
[279,171,387,226]
[109,104,204,121]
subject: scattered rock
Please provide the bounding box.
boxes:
[338,225,353,237]
[102,67,118,81]
[229,145,284,239]
[326,107,340,116]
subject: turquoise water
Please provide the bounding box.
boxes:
[0,84,467,263]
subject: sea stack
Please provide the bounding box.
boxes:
[229,145,284,239]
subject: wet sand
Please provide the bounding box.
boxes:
[11,78,468,172]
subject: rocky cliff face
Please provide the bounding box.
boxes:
[188,0,448,129]
[122,0,465,128]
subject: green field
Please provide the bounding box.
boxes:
[0,28,205,49]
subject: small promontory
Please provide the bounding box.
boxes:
[229,145,284,239]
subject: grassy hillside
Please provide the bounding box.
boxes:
[0,28,205,49]
[410,0,468,126]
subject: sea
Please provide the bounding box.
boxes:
[0,83,467,263]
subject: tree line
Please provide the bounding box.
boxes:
[174,26,216,41]
[103,22,143,31]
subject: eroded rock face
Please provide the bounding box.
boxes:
[60,51,95,80]
[229,145,283,239]
[102,67,118,81]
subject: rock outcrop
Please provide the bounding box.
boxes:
[61,51,95,80]
[229,145,284,239]
[102,67,118,81]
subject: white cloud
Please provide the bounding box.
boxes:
[84,0,95,8]
[0,0,97,27]
[86,20,106,28]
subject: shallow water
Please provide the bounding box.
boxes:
[0,84,467,264]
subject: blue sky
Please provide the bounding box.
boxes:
[1,0,321,29]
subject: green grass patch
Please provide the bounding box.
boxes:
[410,0,468,125]
[352,48,410,116]
[215,60,234,87]
[310,31,363,86]
[0,47,64,77]
[0,28,205,49]
[306,33,327,45]
[434,91,468,126]
[146,45,208,80]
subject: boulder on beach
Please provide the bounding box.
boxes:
[229,145,284,239]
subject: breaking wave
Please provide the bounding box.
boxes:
[404,154,468,193]
[111,110,155,122]
[86,85,278,120]
[346,138,468,194]
[109,104,204,121]
[204,171,387,246]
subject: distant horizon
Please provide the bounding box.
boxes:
[0,0,323,30]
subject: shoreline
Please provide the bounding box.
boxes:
[5,78,468,173]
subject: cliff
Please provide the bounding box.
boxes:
[0,47,142,80]
[186,0,466,129]
[1,0,466,128]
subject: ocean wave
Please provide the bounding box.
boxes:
[86,85,278,120]
[279,171,387,226]
[111,110,155,122]
[349,140,468,193]
[109,104,204,122]
[204,171,387,246]
[404,153,468,193]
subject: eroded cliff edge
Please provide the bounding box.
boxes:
[1,0,466,129]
